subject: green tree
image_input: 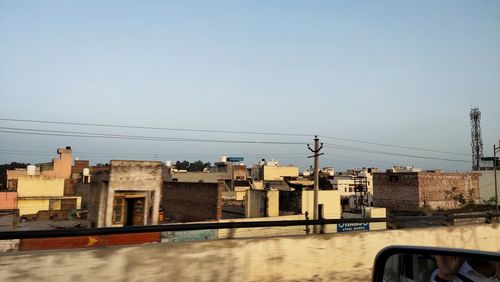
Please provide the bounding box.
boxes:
[175,160,190,170]
[484,196,497,206]
[174,160,211,172]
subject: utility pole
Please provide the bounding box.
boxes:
[308,135,323,234]
[494,142,499,217]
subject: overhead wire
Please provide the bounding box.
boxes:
[323,143,469,163]
[0,127,305,145]
[0,117,468,156]
[319,135,468,156]
[0,119,470,165]
[0,128,470,164]
[0,118,311,137]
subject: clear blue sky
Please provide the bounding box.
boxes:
[1,0,499,171]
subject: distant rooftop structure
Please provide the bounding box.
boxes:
[387,166,422,173]
[476,157,500,171]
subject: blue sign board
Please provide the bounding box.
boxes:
[336,222,369,233]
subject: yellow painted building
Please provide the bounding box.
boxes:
[16,176,81,216]
[262,166,299,181]
[18,199,50,216]
[17,176,65,197]
[301,190,341,219]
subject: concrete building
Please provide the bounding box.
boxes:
[244,188,341,220]
[88,160,162,227]
[245,189,279,218]
[373,170,480,211]
[6,169,34,191]
[331,176,357,197]
[387,166,422,173]
[250,159,299,181]
[473,170,500,203]
[0,192,17,210]
[330,168,376,210]
[75,163,111,210]
[6,147,81,216]
[301,190,342,219]
[7,148,73,186]
[279,189,342,219]
[164,157,247,189]
[16,176,81,215]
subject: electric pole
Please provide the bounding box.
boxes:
[494,142,499,217]
[308,135,324,233]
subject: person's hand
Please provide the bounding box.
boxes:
[433,256,464,281]
[495,262,500,279]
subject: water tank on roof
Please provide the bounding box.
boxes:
[27,165,36,176]
[83,168,90,176]
[220,156,227,162]
[166,160,172,167]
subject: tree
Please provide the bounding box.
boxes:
[444,187,466,209]
[187,160,211,172]
[174,160,211,172]
[444,186,477,210]
[483,196,497,206]
[175,160,190,170]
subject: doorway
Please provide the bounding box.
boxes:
[125,197,145,226]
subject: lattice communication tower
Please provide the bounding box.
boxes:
[470,108,483,170]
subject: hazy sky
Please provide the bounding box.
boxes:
[1,1,499,171]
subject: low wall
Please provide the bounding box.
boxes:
[163,181,223,222]
[0,224,498,281]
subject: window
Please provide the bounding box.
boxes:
[49,199,60,210]
[113,197,124,224]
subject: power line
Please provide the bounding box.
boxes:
[0,118,311,137]
[324,143,469,163]
[0,127,305,145]
[0,117,468,156]
[0,127,469,163]
[0,149,307,158]
[320,135,469,156]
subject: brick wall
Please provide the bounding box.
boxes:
[373,173,420,210]
[417,172,480,210]
[72,160,89,175]
[373,172,481,211]
[162,181,223,222]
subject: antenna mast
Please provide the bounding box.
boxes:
[470,107,483,170]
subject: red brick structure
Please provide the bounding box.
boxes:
[373,171,480,211]
[71,160,90,176]
[162,181,223,222]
